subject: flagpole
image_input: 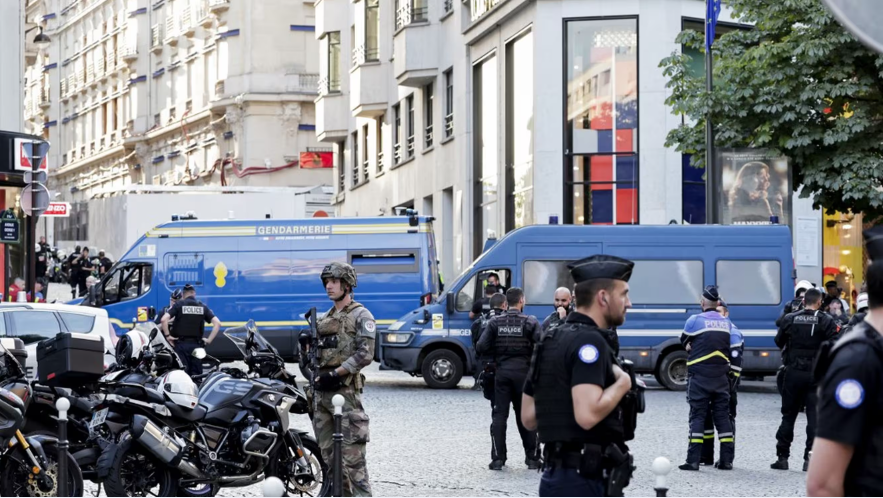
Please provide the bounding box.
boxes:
[705,0,717,225]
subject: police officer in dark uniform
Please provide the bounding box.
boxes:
[471,285,499,389]
[679,285,736,471]
[476,287,541,470]
[476,293,507,402]
[521,255,639,497]
[155,288,183,325]
[542,287,573,332]
[701,300,743,466]
[771,287,839,471]
[807,225,883,496]
[160,284,222,377]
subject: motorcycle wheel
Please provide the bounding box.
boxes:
[102,435,178,497]
[178,482,219,497]
[0,441,84,497]
[266,432,330,497]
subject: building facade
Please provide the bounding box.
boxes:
[24,0,331,251]
[322,0,754,278]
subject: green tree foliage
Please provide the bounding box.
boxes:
[661,0,883,219]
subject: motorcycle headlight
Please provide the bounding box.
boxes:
[385,333,411,344]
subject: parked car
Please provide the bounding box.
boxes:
[0,302,117,379]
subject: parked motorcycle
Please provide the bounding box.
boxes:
[97,321,327,497]
[0,337,84,496]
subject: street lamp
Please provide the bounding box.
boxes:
[33,27,51,49]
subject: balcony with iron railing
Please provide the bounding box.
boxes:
[317,75,341,96]
[407,135,415,157]
[165,16,179,44]
[208,0,230,13]
[395,1,428,30]
[96,57,105,76]
[377,151,385,173]
[106,50,116,71]
[151,24,164,51]
[393,142,402,163]
[39,89,51,109]
[444,113,453,138]
[350,45,387,117]
[425,124,433,148]
[443,0,452,15]
[120,46,138,63]
[470,0,503,22]
[181,7,195,35]
[393,0,436,87]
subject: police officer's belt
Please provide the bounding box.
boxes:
[543,443,607,478]
[172,336,201,343]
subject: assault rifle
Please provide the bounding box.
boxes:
[299,307,321,417]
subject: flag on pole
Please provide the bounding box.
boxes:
[706,0,722,51]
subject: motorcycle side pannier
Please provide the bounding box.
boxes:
[37,332,105,387]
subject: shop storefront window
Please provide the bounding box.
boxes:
[823,212,867,313]
[564,18,638,225]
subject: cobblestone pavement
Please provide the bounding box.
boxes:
[79,362,809,497]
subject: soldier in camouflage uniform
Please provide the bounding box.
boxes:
[312,262,375,497]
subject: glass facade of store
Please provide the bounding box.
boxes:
[823,211,868,313]
[564,17,638,225]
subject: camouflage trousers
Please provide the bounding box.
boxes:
[312,385,372,497]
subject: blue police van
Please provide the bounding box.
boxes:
[83,213,440,360]
[381,224,792,390]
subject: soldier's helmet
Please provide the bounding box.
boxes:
[321,262,358,289]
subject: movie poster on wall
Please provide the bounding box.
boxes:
[716,149,792,226]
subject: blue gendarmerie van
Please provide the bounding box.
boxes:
[381,224,792,390]
[84,213,440,361]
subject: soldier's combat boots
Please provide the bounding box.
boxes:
[770,457,789,470]
[488,460,504,471]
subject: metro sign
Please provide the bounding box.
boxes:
[44,202,71,217]
[13,138,49,172]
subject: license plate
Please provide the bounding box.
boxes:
[90,408,108,429]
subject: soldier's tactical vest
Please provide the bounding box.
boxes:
[317,302,365,389]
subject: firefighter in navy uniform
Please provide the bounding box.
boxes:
[160,284,222,377]
[771,287,839,471]
[520,255,641,497]
[701,300,743,467]
[476,287,541,470]
[807,225,883,497]
[679,285,736,471]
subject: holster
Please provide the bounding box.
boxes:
[479,363,496,401]
[604,445,634,497]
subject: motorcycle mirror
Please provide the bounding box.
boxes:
[192,348,207,360]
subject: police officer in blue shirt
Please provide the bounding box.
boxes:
[679,285,735,471]
[700,300,743,467]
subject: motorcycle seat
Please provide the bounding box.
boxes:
[165,401,207,422]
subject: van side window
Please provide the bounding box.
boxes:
[59,312,96,333]
[717,260,781,305]
[349,250,419,273]
[166,253,205,286]
[456,275,477,312]
[523,261,575,305]
[628,260,704,305]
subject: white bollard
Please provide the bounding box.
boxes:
[262,476,288,497]
[332,394,345,415]
[56,397,71,498]
[651,456,672,497]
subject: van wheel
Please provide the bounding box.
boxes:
[658,351,689,391]
[421,349,463,389]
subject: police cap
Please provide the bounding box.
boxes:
[703,285,721,301]
[865,225,883,262]
[183,283,195,292]
[567,255,634,284]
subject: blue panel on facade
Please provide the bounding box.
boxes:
[219,29,241,39]
[42,13,57,20]
[682,153,705,182]
[616,156,636,183]
[592,190,613,224]
[290,25,315,31]
[616,100,638,129]
[596,130,613,153]
[683,183,706,224]
[129,7,148,16]
[298,124,316,131]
